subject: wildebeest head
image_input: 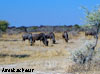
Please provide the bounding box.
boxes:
[50,32,56,44]
[22,34,28,41]
[40,33,49,46]
[45,32,56,44]
[43,39,48,46]
[22,33,32,41]
[28,34,33,46]
[62,31,69,43]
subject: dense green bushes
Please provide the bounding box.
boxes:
[0,20,9,31]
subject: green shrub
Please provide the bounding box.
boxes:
[74,24,80,29]
[0,20,9,31]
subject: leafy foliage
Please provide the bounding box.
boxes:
[74,24,80,29]
[0,20,9,31]
[72,5,100,64]
[82,5,100,26]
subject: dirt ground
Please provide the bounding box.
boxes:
[0,32,100,74]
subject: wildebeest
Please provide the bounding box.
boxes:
[22,33,33,46]
[29,33,48,46]
[85,30,96,37]
[22,33,32,41]
[62,31,69,42]
[45,32,56,44]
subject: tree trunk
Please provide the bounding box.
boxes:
[85,24,99,63]
[94,24,99,48]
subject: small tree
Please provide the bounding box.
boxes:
[0,20,9,32]
[83,6,100,63]
[74,24,80,29]
[72,6,100,64]
[83,6,100,48]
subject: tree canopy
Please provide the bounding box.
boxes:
[0,20,9,31]
[82,5,100,27]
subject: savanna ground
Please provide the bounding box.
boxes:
[0,32,100,74]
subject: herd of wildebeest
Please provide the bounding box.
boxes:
[22,30,97,46]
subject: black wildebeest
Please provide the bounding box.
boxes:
[29,33,48,46]
[62,31,69,42]
[45,32,56,44]
[85,30,96,38]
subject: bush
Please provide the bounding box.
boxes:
[71,40,95,64]
[74,24,80,29]
[68,47,100,73]
[0,20,9,31]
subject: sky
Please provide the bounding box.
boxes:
[0,0,100,27]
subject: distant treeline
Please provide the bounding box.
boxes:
[0,20,97,35]
[6,24,97,35]
[7,25,79,33]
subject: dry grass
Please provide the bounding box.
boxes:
[67,60,100,74]
[0,32,70,65]
[0,32,100,74]
[0,48,69,65]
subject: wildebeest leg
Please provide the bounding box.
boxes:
[29,42,32,46]
[65,39,68,43]
[32,40,36,46]
[52,38,55,44]
[22,38,25,41]
[53,40,55,44]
